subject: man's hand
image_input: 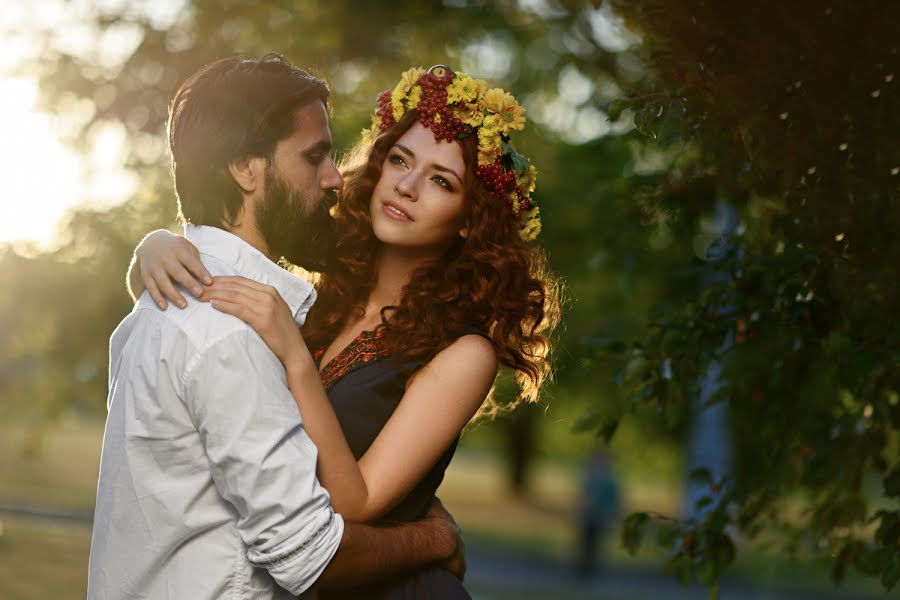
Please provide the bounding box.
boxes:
[426,497,466,582]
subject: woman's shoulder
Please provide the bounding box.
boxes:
[404,330,497,411]
[435,331,497,375]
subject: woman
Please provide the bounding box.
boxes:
[132,65,560,598]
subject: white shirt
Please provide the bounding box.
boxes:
[88,225,343,599]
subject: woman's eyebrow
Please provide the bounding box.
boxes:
[394,143,463,185]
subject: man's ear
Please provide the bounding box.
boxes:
[227,155,266,193]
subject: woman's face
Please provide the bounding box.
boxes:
[370,122,468,251]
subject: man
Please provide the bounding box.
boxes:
[88,53,463,599]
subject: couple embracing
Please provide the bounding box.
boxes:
[87,53,560,599]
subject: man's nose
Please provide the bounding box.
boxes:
[320,157,344,191]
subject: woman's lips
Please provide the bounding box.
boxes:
[383,201,413,221]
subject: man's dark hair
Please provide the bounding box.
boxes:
[167,53,330,227]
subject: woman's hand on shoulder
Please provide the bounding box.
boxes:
[205,276,313,369]
[136,229,211,310]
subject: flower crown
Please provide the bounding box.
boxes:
[366,65,541,241]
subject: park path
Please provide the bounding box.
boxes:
[0,502,93,524]
[464,545,882,600]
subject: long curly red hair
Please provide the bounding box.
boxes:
[304,111,562,413]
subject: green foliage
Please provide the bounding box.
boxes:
[599,0,900,592]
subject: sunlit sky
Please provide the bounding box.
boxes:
[0,0,635,249]
[0,77,135,248]
[0,0,181,249]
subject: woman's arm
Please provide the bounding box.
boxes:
[204,276,497,522]
[349,333,496,517]
[286,332,495,521]
[127,229,212,309]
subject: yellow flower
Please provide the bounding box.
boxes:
[483,88,526,133]
[389,67,425,120]
[478,115,500,142]
[498,102,526,133]
[407,85,423,110]
[516,164,538,194]
[390,86,407,121]
[478,115,502,155]
[509,195,521,215]
[447,73,480,104]
[480,113,500,132]
[478,145,501,165]
[391,99,404,121]
[478,134,501,156]
[433,113,442,124]
[483,88,513,112]
[396,67,425,95]
[518,207,541,241]
[457,101,484,127]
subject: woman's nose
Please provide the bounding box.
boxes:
[395,171,418,200]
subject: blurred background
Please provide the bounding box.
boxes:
[0,1,897,599]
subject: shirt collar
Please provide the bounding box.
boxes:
[184,224,317,326]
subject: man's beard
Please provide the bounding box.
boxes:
[256,168,338,272]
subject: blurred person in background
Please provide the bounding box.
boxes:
[88,54,467,600]
[132,64,562,599]
[575,447,620,576]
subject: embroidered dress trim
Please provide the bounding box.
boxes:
[317,329,391,390]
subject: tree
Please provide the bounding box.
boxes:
[595,1,900,593]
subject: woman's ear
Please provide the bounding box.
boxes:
[227,155,266,193]
[458,212,471,239]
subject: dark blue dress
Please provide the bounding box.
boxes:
[315,329,473,600]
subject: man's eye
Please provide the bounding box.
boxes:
[306,154,324,165]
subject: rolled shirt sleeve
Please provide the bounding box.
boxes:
[184,329,343,596]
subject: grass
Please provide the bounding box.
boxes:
[0,516,91,600]
[0,417,100,512]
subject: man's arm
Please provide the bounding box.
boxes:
[185,329,345,596]
[317,504,463,588]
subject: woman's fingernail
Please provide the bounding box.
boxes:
[204,276,213,284]
[194,287,203,296]
[158,301,166,310]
